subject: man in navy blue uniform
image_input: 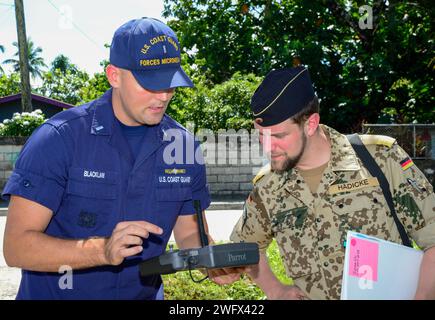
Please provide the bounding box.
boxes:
[2,18,239,299]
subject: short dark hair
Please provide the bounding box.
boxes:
[290,96,319,126]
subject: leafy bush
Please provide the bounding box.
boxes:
[0,73,21,97]
[162,240,292,300]
[165,0,435,131]
[167,72,261,132]
[0,109,46,137]
[37,69,91,106]
[206,72,260,131]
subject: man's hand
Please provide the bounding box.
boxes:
[267,284,309,300]
[414,246,435,300]
[207,266,251,285]
[103,221,163,266]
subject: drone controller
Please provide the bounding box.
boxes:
[139,242,259,277]
[139,200,259,277]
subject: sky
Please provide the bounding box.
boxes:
[0,0,167,76]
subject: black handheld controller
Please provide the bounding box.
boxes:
[139,200,259,277]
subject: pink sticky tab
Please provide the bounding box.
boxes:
[348,236,379,282]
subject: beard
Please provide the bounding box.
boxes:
[271,132,307,174]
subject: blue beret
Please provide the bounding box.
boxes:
[251,67,315,126]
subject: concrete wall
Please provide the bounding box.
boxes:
[0,134,267,199]
[202,133,266,198]
[0,143,23,191]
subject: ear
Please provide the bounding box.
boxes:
[305,113,320,137]
[106,64,121,88]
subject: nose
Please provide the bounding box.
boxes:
[156,89,174,102]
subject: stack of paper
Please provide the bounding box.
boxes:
[341,231,423,300]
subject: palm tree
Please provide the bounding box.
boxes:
[0,44,5,75]
[3,38,47,79]
[51,54,77,74]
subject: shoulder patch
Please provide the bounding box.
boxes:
[253,164,271,185]
[359,134,396,149]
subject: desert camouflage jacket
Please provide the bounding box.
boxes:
[230,125,435,300]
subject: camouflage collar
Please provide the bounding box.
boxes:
[321,124,361,172]
[274,168,316,210]
[276,169,293,190]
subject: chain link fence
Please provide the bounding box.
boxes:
[362,124,435,160]
[362,124,435,187]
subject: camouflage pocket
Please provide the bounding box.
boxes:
[271,206,309,232]
[271,206,318,279]
[332,187,391,247]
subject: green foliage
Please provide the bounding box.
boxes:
[168,72,261,132]
[383,78,434,124]
[51,54,78,75]
[3,38,47,79]
[208,73,260,131]
[78,53,110,103]
[0,73,21,97]
[163,240,292,300]
[265,241,293,286]
[37,58,109,105]
[37,69,90,106]
[164,0,434,131]
[0,44,5,75]
[79,70,110,103]
[0,109,46,137]
[163,270,264,300]
[1,56,108,107]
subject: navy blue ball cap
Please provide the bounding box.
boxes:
[251,66,315,126]
[110,17,193,90]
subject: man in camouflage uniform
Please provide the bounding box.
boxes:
[230,67,435,300]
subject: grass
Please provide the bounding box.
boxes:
[162,240,292,300]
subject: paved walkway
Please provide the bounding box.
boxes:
[0,209,243,300]
[0,216,21,300]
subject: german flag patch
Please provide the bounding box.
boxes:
[400,157,414,171]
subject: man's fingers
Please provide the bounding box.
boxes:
[216,266,250,275]
[119,246,144,258]
[113,223,163,242]
[210,273,241,285]
[208,267,244,285]
[115,221,163,235]
[112,225,149,242]
[227,266,251,274]
[208,268,228,277]
[207,265,254,285]
[129,221,163,235]
[244,267,252,273]
[105,239,144,265]
[118,235,143,247]
[105,221,163,266]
